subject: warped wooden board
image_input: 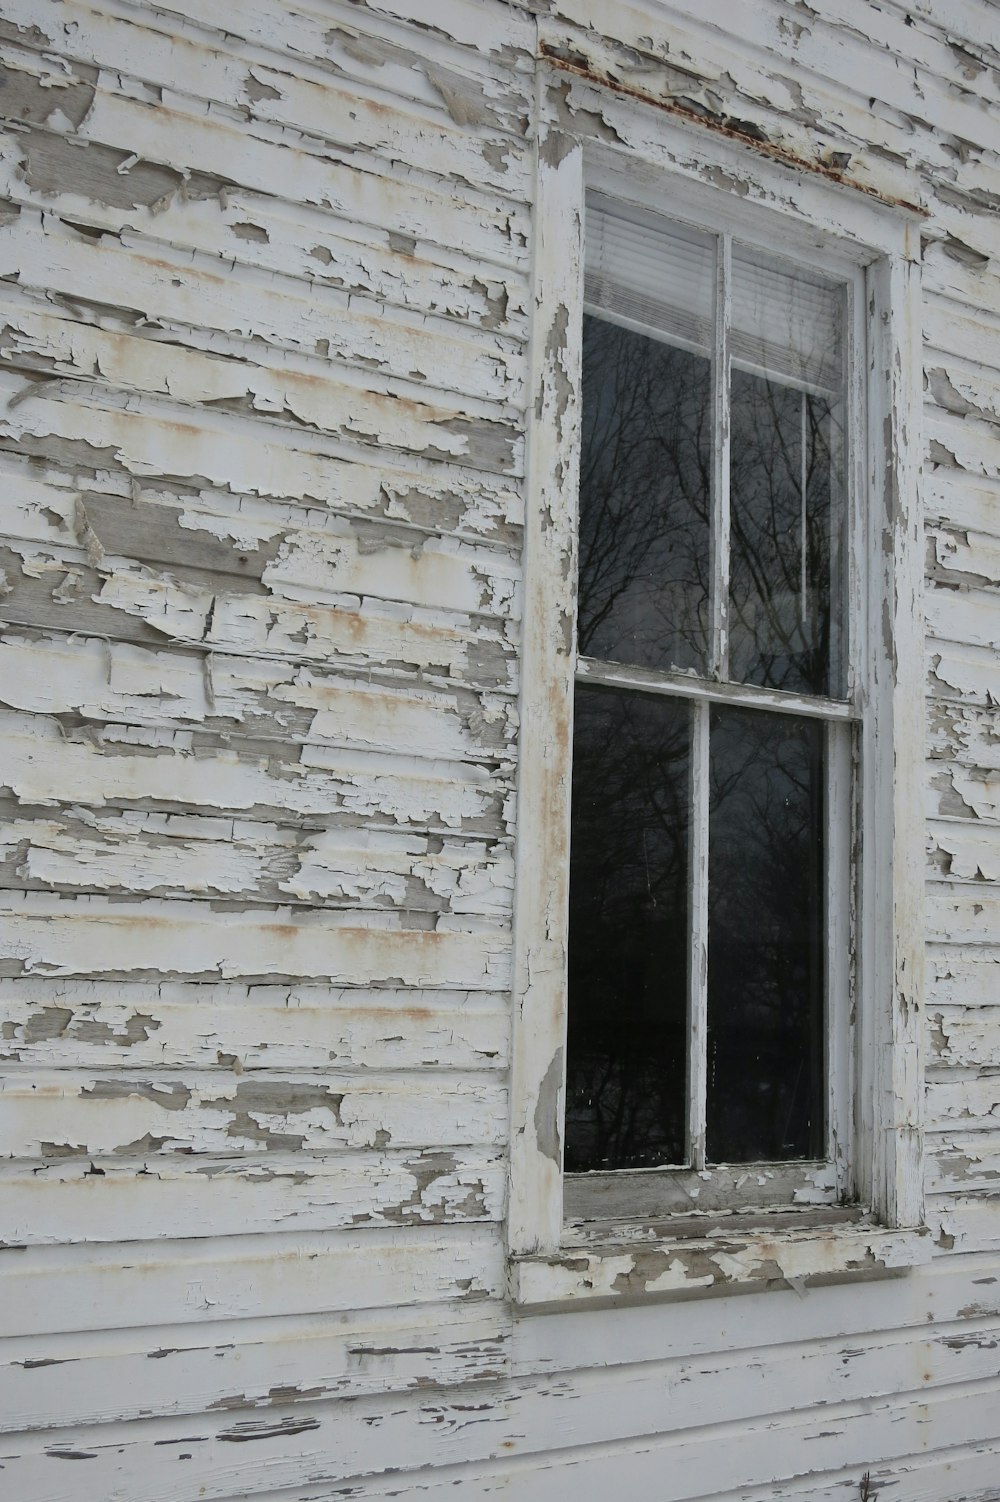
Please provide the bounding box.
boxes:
[0,712,514,837]
[0,365,524,523]
[0,214,526,403]
[0,630,518,764]
[0,806,514,915]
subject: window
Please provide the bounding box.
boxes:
[563,199,853,1215]
[508,84,927,1305]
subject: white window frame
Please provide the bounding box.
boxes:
[507,65,928,1307]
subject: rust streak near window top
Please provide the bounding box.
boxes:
[538,47,927,218]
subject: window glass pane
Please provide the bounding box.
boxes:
[566,684,689,1171]
[577,314,712,674]
[729,249,846,696]
[707,706,825,1163]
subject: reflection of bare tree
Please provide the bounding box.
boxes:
[566,685,689,1171]
[729,372,840,695]
[578,315,711,674]
[707,707,824,1162]
[570,309,837,1170]
[579,311,842,695]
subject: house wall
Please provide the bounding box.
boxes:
[0,0,998,1498]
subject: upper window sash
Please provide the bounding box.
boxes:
[579,193,857,704]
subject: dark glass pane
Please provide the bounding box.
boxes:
[729,372,843,696]
[566,684,689,1171]
[707,707,824,1163]
[577,315,711,675]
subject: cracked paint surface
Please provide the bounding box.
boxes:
[0,0,999,1498]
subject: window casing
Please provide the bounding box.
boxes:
[508,77,926,1304]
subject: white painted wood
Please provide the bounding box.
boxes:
[506,84,584,1257]
[0,980,508,1071]
[577,655,856,719]
[2,1147,507,1245]
[0,1226,507,1338]
[0,0,998,1499]
[0,1301,511,1433]
[711,232,732,679]
[857,244,927,1229]
[686,699,709,1169]
[509,53,929,1306]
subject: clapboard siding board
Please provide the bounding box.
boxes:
[0,713,515,837]
[0,1064,509,1158]
[2,1147,508,1244]
[0,74,535,263]
[0,805,515,914]
[0,632,518,764]
[1,0,999,1499]
[0,370,525,534]
[0,197,532,338]
[0,219,528,409]
[0,1255,994,1433]
[0,1226,509,1337]
[7,1376,1000,1502]
[0,1301,513,1434]
[0,24,534,197]
[0,980,508,1070]
[0,286,526,428]
[0,552,520,692]
[1,892,512,986]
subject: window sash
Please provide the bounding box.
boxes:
[566,677,853,1192]
[570,206,861,1200]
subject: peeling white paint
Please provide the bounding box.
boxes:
[1,0,999,1498]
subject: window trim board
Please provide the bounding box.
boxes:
[507,77,926,1291]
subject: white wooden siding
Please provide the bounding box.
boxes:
[0,0,998,1498]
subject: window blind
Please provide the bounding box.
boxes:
[585,198,715,356]
[732,246,844,393]
[585,198,845,393]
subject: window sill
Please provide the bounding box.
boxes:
[509,1212,931,1308]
